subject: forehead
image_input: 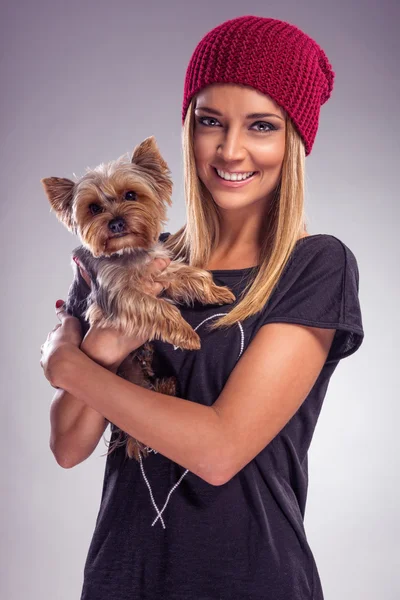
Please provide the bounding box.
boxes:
[194,83,286,119]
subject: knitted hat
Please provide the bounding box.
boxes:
[182,15,335,156]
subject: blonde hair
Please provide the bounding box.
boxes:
[163,93,308,331]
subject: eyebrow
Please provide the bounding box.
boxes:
[194,106,284,121]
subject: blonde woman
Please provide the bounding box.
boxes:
[40,16,364,600]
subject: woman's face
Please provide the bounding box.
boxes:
[193,84,286,214]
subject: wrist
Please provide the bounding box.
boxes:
[50,344,82,389]
[80,335,122,371]
[54,343,120,392]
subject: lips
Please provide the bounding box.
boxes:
[212,166,257,177]
[211,166,258,187]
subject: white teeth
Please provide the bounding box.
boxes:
[216,168,255,181]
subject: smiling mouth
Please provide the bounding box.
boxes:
[213,166,256,174]
[212,166,258,183]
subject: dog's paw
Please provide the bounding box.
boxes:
[170,326,201,350]
[208,285,236,305]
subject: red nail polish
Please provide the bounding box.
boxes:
[56,300,64,308]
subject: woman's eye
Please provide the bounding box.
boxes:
[124,191,137,201]
[251,121,276,132]
[197,117,276,132]
[89,204,103,215]
[198,116,220,127]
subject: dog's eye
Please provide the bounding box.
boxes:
[89,204,103,215]
[124,191,137,201]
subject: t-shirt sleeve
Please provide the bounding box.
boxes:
[259,236,364,364]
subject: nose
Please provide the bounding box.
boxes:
[108,217,126,234]
[216,127,246,163]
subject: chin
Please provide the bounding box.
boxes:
[211,195,264,211]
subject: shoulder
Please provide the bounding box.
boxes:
[295,233,357,259]
[256,233,364,360]
[292,234,360,279]
[262,233,361,316]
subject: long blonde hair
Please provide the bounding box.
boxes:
[164,93,308,330]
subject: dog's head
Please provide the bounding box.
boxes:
[41,136,173,258]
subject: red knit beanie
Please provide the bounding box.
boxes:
[182,15,335,156]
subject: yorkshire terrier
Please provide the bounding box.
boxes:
[41,136,235,461]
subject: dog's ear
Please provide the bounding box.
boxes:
[130,136,173,207]
[131,136,170,175]
[41,177,77,233]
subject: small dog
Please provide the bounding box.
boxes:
[41,136,235,461]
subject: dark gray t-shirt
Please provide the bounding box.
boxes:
[80,233,364,600]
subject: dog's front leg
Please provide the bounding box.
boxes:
[84,288,201,350]
[157,262,236,306]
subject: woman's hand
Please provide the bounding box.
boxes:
[74,255,171,371]
[40,301,84,388]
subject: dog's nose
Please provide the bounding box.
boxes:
[108,217,126,234]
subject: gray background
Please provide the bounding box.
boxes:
[1,0,398,598]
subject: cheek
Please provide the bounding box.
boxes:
[255,138,285,170]
[272,132,286,161]
[193,136,206,159]
[193,138,210,176]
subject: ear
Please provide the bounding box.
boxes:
[41,177,77,233]
[131,136,169,170]
[130,136,173,207]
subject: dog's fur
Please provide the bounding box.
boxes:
[41,136,235,460]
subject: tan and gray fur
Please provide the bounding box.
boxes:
[41,136,235,461]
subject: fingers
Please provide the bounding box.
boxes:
[80,267,92,288]
[143,257,171,296]
[73,255,168,287]
[73,256,92,289]
[150,257,171,273]
[148,258,171,284]
[55,302,67,321]
[71,256,169,298]
[48,324,62,335]
[55,302,75,323]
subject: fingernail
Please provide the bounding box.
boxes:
[56,300,64,308]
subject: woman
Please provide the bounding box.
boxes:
[40,16,364,600]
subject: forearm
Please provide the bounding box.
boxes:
[49,389,109,466]
[50,388,105,439]
[56,346,227,485]
[49,338,117,435]
[49,340,118,467]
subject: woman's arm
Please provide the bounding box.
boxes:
[50,390,110,468]
[49,338,119,468]
[47,256,170,468]
[49,318,335,486]
[52,344,223,484]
